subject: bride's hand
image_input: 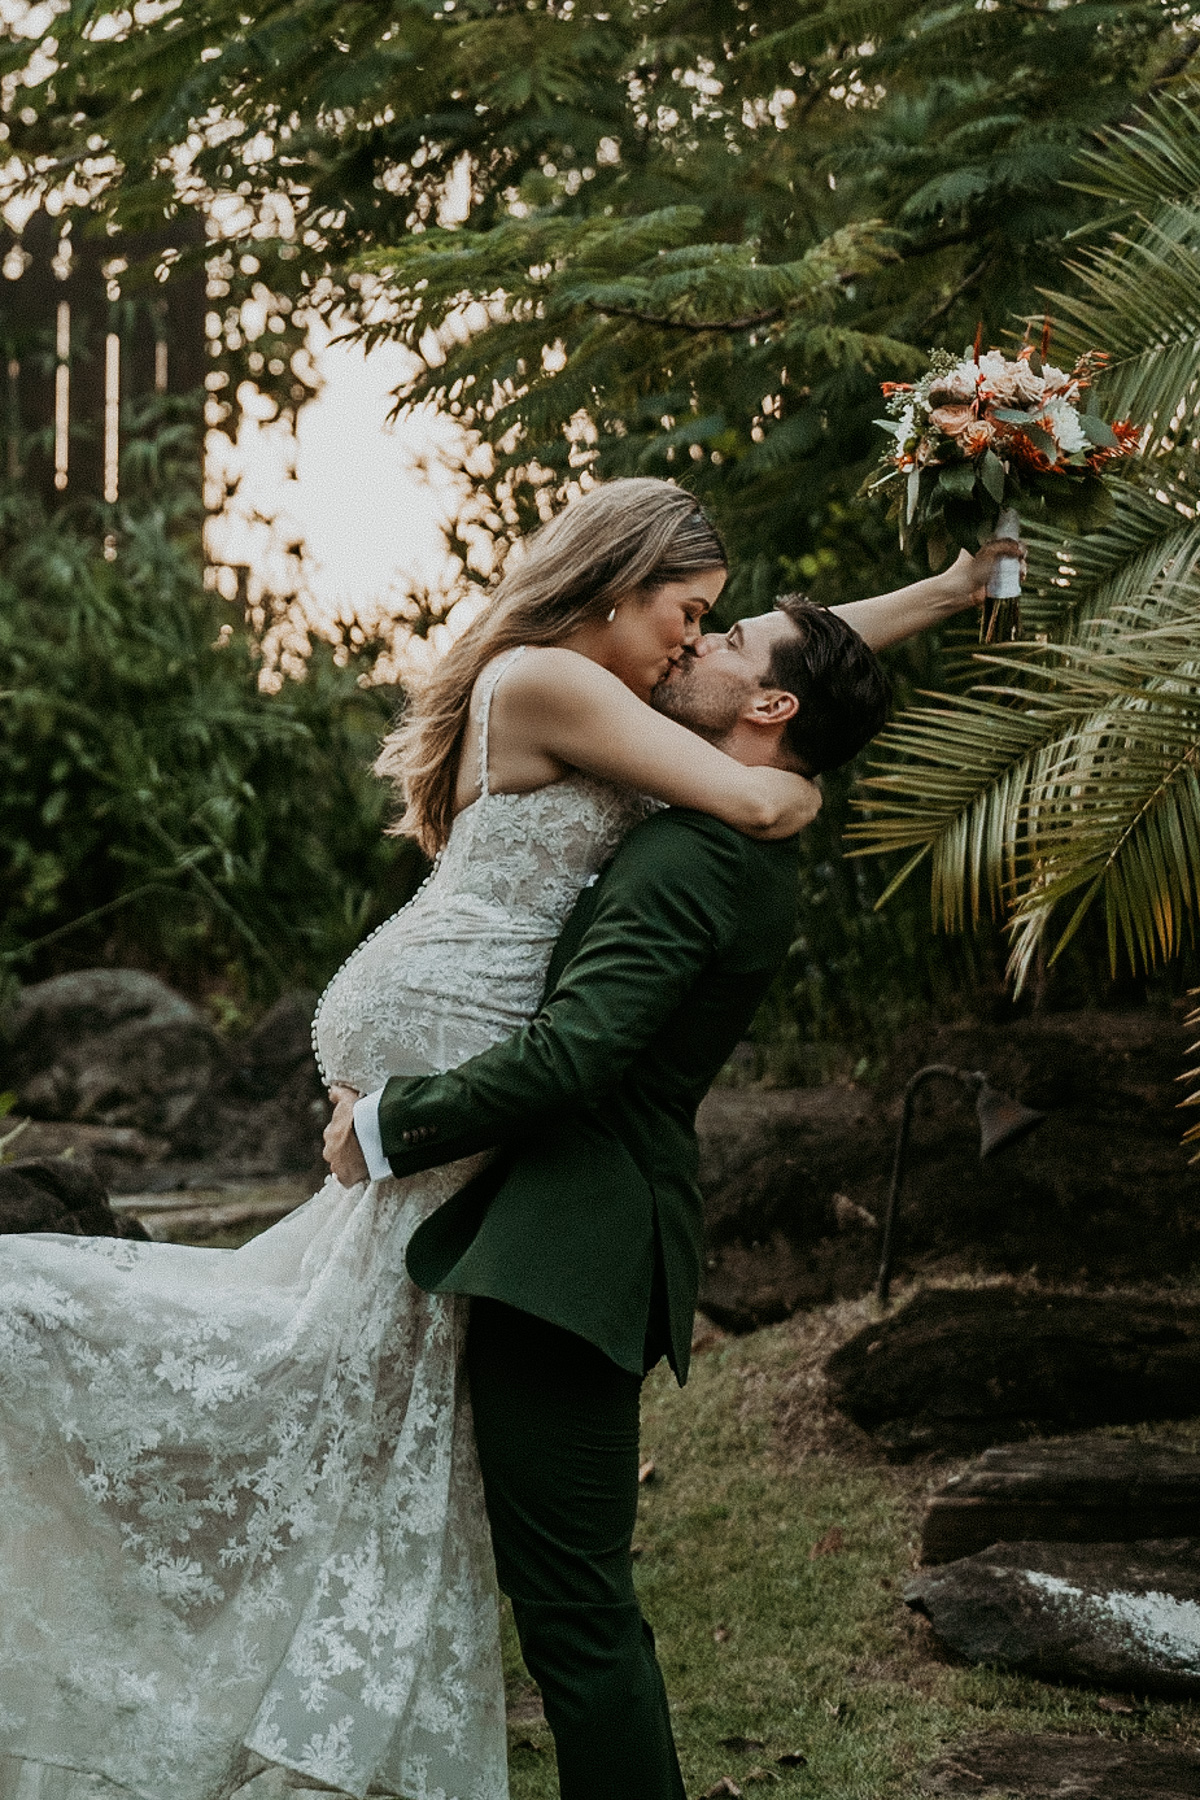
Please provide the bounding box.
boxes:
[743,766,822,839]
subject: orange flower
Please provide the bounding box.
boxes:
[880,381,914,396]
[1086,418,1141,470]
[1003,429,1055,473]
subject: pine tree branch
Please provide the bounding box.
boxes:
[584,300,787,332]
[919,252,994,327]
[1149,30,1200,92]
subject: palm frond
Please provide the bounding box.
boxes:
[1182,989,1200,1163]
[1073,83,1200,217]
[1001,594,1200,985]
[865,73,1200,1048]
[848,687,1076,931]
[1046,222,1200,441]
[1019,470,1200,638]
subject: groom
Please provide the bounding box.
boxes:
[324,547,1018,1799]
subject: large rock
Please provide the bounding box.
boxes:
[921,1438,1200,1564]
[826,1288,1200,1456]
[0,1158,148,1239]
[169,990,327,1177]
[3,970,221,1136]
[906,1540,1200,1698]
[921,1733,1200,1798]
[697,1085,885,1329]
[0,1118,169,1188]
[695,1008,1199,1332]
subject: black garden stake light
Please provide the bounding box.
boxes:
[875,1064,1046,1305]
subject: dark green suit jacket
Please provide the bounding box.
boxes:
[382,808,800,1382]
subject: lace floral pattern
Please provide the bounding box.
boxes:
[0,649,652,1800]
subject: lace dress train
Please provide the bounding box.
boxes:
[0,650,650,1800]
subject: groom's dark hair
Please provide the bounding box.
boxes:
[768,597,891,775]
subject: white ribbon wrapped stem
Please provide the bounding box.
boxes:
[987,506,1022,600]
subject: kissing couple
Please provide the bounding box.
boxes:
[0,477,1017,1800]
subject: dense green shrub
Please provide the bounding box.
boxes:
[0,435,418,1008]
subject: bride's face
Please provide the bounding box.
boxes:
[601,568,727,700]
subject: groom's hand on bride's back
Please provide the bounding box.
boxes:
[324,1084,370,1188]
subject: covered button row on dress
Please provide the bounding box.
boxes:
[310,850,445,1086]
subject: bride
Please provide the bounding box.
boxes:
[0,479,818,1800]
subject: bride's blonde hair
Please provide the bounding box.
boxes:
[377,478,727,855]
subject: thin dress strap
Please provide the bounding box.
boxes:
[477,645,526,798]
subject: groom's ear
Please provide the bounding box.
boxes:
[745,686,800,727]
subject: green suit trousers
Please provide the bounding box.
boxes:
[466,1300,687,1800]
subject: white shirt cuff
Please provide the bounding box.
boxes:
[353,1088,392,1182]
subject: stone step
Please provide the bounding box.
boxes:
[921,1732,1200,1798]
[826,1287,1200,1456]
[922,1437,1200,1563]
[906,1539,1200,1698]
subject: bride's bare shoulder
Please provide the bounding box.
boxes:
[477,646,612,709]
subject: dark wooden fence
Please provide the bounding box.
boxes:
[0,208,205,507]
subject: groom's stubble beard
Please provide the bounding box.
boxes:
[650,655,753,745]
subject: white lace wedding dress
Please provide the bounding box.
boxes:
[0,650,651,1800]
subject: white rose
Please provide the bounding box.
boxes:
[1042,364,1082,404]
[1036,395,1088,456]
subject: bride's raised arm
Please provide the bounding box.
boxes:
[491,647,820,840]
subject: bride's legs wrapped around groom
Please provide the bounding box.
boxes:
[466,1298,687,1800]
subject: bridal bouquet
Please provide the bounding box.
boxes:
[870,334,1140,639]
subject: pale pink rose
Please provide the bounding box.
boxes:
[1040,362,1080,402]
[929,361,978,403]
[929,403,977,438]
[961,421,996,455]
[1010,362,1047,406]
[976,351,1025,407]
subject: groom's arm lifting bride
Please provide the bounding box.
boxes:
[322,543,1019,1800]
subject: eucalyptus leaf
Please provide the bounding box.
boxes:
[1079,414,1119,449]
[939,461,977,499]
[1020,420,1060,459]
[979,449,1007,503]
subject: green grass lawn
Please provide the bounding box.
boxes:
[500,1296,1200,1799]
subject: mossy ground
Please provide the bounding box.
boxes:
[501,1297,1200,1799]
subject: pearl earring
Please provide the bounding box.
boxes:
[606,607,618,623]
